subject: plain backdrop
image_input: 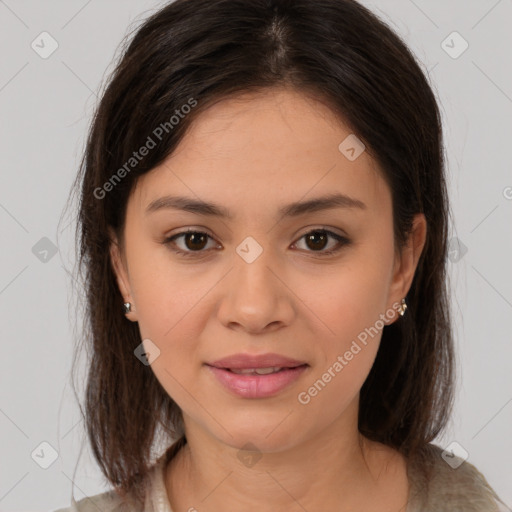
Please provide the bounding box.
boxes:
[0,0,511,510]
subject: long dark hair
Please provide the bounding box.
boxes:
[66,0,454,506]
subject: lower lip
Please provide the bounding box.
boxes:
[206,365,308,398]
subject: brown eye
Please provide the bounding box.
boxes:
[181,232,209,251]
[164,228,350,258]
[164,230,217,256]
[305,231,329,251]
[294,229,350,255]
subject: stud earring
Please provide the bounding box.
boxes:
[398,298,408,317]
[123,302,132,314]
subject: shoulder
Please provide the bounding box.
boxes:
[52,444,177,512]
[53,489,129,512]
[53,489,135,512]
[407,443,510,512]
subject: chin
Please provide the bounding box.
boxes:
[209,417,305,455]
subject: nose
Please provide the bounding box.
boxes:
[216,242,295,335]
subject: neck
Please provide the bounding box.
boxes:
[164,399,409,511]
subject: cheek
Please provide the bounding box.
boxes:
[316,247,394,342]
[296,270,391,419]
[131,265,209,408]
[134,273,208,347]
[126,247,220,383]
[304,237,394,391]
[304,290,383,407]
[125,235,207,337]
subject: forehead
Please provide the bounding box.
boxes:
[130,87,391,220]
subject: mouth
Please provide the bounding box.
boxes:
[221,365,306,375]
[205,363,309,398]
[207,352,308,371]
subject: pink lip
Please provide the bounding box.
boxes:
[206,353,309,398]
[208,352,307,370]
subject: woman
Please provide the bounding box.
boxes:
[56,0,508,510]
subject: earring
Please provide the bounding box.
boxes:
[398,298,408,317]
[123,302,132,314]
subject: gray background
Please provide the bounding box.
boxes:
[0,0,511,510]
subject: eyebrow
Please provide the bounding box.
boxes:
[145,192,366,219]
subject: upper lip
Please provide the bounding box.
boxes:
[207,353,307,370]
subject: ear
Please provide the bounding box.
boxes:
[108,227,138,322]
[386,213,427,322]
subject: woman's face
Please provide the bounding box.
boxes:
[110,87,425,453]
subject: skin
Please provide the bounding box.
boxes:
[110,87,427,512]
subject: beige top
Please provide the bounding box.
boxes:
[54,442,510,512]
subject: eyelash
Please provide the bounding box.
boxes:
[162,228,350,258]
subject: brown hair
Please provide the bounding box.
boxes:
[66,0,454,506]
